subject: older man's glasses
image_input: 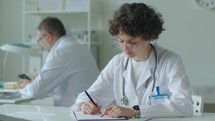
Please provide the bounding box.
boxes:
[37,33,46,43]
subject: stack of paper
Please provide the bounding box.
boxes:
[73,111,127,121]
[4,82,19,89]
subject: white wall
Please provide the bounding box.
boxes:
[146,0,215,84]
[0,0,23,82]
[98,0,145,69]
[99,0,215,84]
[1,0,215,85]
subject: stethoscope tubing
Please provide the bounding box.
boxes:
[122,44,158,104]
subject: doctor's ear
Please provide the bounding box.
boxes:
[45,32,53,42]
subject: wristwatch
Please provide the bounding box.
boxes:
[133,105,140,118]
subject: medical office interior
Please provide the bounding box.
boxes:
[0,0,215,115]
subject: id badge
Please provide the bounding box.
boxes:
[149,86,169,105]
[150,94,169,105]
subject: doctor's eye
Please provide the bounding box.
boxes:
[128,41,138,45]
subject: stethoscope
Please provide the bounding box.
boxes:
[120,44,158,106]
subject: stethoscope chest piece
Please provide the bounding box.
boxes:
[120,96,129,106]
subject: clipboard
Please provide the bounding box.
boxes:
[73,111,128,121]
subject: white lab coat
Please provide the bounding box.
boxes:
[71,42,193,117]
[21,36,99,107]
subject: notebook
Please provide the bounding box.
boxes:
[73,111,128,121]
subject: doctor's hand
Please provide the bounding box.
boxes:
[101,105,135,118]
[19,79,32,88]
[80,101,102,114]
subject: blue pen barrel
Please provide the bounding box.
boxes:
[156,86,160,95]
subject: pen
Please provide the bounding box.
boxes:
[84,90,99,108]
[156,86,160,95]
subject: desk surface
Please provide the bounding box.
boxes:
[0,93,32,104]
[0,89,32,104]
[0,96,32,104]
[0,104,215,121]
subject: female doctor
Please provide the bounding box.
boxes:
[71,3,193,118]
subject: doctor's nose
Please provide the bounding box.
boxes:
[123,43,132,50]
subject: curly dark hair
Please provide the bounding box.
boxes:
[108,3,165,40]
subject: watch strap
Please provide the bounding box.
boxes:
[132,105,140,118]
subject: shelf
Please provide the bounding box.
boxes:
[23,0,101,66]
[78,41,100,46]
[25,11,88,16]
[25,0,90,15]
[25,10,88,15]
[0,89,21,93]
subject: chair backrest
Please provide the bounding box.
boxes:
[192,95,204,116]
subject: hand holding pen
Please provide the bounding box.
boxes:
[81,91,101,114]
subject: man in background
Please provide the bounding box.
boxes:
[20,16,99,107]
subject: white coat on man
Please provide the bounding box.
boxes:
[21,36,99,107]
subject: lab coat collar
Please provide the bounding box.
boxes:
[50,35,67,52]
[122,58,136,93]
[122,46,157,88]
[136,48,157,90]
[121,44,157,106]
[122,59,139,106]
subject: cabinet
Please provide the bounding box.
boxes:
[22,0,101,74]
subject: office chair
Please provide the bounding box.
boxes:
[192,95,204,116]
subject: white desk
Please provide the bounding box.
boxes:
[0,96,32,104]
[0,89,32,104]
[0,104,215,121]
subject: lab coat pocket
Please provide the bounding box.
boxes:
[155,85,170,96]
[150,86,170,105]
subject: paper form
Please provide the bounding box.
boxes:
[73,111,128,121]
